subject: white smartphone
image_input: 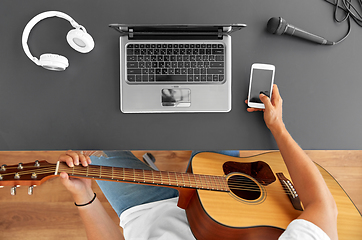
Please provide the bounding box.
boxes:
[247,63,275,109]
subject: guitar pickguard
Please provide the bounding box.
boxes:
[222,161,276,186]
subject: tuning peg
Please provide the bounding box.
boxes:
[11,185,20,196]
[0,164,6,171]
[17,163,23,170]
[28,185,36,195]
[34,160,40,167]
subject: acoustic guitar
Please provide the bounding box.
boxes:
[0,151,361,239]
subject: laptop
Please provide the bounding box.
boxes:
[109,24,246,113]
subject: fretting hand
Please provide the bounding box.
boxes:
[59,150,94,204]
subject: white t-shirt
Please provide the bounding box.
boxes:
[120,197,330,240]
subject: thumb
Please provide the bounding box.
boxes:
[259,93,273,109]
[59,172,73,190]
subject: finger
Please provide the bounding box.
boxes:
[271,84,282,105]
[59,172,72,188]
[247,107,264,112]
[259,93,273,109]
[66,150,80,166]
[79,154,89,167]
[59,154,74,167]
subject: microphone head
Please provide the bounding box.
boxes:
[267,17,287,35]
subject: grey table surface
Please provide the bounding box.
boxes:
[0,0,361,150]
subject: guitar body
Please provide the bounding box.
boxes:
[183,152,299,240]
[183,152,362,240]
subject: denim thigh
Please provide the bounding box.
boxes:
[90,151,178,216]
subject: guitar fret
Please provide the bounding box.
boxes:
[154,171,161,185]
[181,173,186,187]
[202,175,208,189]
[212,176,217,190]
[173,172,178,186]
[186,173,191,187]
[168,172,171,186]
[193,174,198,188]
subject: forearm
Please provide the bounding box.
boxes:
[59,153,125,240]
[272,127,334,207]
[248,86,337,238]
[271,126,338,239]
[76,197,125,240]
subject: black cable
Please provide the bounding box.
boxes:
[323,0,362,44]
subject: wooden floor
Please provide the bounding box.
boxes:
[0,150,361,240]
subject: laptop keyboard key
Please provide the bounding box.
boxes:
[127,75,135,82]
[207,69,224,74]
[156,75,187,81]
[210,62,224,68]
[212,49,224,54]
[128,69,142,74]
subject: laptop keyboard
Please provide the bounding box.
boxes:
[126,43,225,83]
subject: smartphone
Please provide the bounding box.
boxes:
[247,63,275,109]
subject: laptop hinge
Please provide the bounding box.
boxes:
[129,29,134,38]
[127,27,224,40]
[218,29,223,38]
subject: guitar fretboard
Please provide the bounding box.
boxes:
[56,162,229,192]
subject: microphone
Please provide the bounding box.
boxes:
[267,17,334,45]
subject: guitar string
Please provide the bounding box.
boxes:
[0,173,292,194]
[1,165,294,194]
[26,166,291,192]
[3,164,291,188]
[1,163,282,190]
[64,168,272,190]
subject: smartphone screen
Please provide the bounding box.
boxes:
[249,68,274,103]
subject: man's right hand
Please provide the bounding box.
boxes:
[246,84,285,134]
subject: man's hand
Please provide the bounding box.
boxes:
[245,84,285,134]
[58,151,125,240]
[59,150,94,204]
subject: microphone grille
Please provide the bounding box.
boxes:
[267,17,287,35]
[267,17,280,34]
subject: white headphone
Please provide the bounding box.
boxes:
[22,11,95,71]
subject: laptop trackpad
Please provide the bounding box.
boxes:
[162,88,191,107]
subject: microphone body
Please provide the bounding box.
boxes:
[267,17,334,45]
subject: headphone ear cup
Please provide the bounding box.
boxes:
[67,28,95,53]
[39,53,69,71]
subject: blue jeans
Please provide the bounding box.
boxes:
[90,150,239,216]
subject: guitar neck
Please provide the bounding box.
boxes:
[55,161,229,192]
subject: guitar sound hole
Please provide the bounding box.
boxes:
[228,175,261,201]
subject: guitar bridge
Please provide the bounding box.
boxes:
[276,173,303,211]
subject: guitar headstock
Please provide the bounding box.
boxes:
[0,160,57,195]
